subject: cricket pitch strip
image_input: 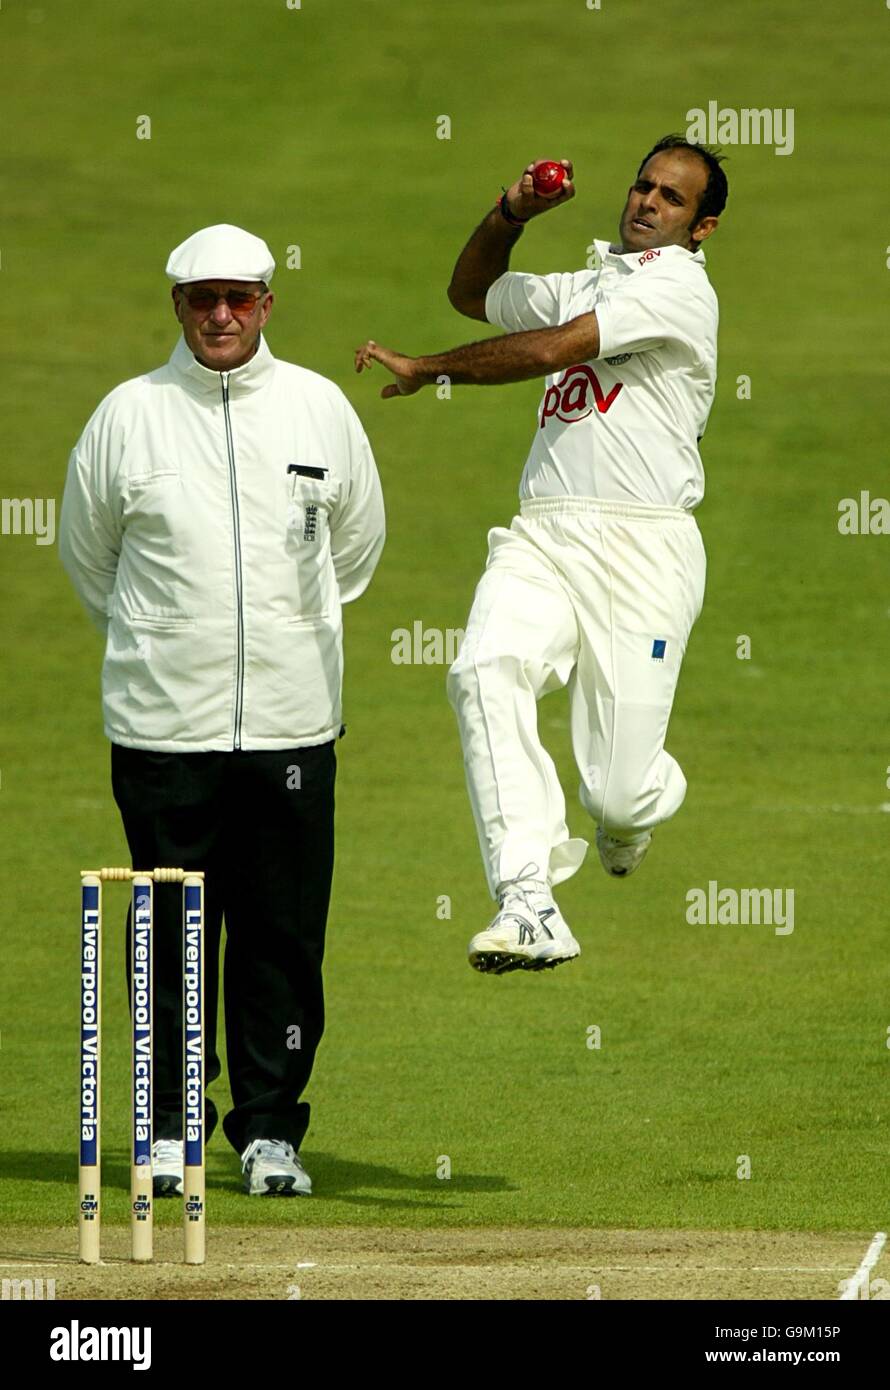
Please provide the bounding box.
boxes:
[2,1227,887,1300]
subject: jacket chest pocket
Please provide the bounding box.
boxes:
[123,470,191,552]
[125,468,181,509]
[284,473,335,619]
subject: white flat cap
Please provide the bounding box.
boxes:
[166,223,275,284]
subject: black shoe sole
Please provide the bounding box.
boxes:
[243,1172,311,1197]
[153,1178,183,1198]
[471,952,577,975]
[263,1176,296,1195]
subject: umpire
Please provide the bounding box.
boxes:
[60,224,385,1196]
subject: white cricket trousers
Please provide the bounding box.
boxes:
[447,497,707,897]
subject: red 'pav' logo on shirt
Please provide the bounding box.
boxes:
[540,365,624,429]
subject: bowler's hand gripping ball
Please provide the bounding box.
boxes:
[532,161,566,199]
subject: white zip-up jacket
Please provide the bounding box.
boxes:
[60,333,385,752]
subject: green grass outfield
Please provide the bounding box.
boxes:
[1,0,888,1236]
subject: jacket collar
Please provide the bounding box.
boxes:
[168,332,276,399]
[593,237,706,272]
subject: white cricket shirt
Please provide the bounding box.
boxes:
[485,238,718,509]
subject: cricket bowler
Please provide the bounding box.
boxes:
[355,135,728,975]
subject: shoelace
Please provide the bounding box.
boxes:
[495,862,555,940]
[497,861,548,906]
[499,895,542,938]
[243,1138,297,1170]
[600,832,649,863]
[498,862,550,915]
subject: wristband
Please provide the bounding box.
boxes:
[497,191,528,228]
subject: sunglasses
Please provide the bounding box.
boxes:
[177,286,266,316]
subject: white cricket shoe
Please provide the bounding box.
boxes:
[241,1139,312,1197]
[152,1138,183,1198]
[596,828,652,878]
[468,872,580,975]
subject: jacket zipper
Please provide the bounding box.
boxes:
[221,374,245,750]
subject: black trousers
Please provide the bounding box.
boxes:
[111,741,336,1156]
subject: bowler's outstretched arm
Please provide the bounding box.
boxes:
[354,312,600,397]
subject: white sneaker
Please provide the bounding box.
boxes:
[152,1138,183,1198]
[596,827,652,878]
[468,870,580,974]
[241,1139,312,1197]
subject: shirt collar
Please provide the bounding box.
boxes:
[169,331,276,398]
[593,237,707,272]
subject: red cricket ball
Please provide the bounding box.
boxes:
[532,160,566,198]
